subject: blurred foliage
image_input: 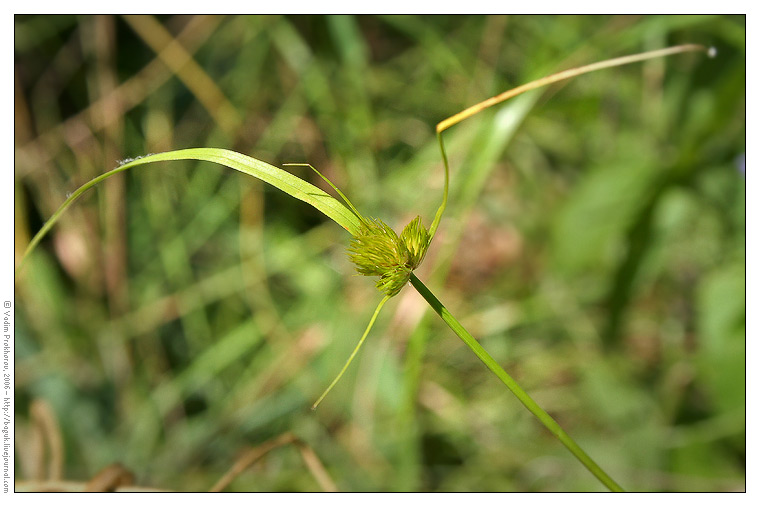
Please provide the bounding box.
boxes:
[14,15,744,491]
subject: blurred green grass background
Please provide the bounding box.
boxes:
[14,15,744,492]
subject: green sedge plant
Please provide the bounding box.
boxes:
[17,44,713,492]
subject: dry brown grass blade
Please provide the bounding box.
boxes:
[210,432,339,492]
[15,15,224,177]
[436,44,710,134]
[294,441,339,492]
[122,14,242,135]
[84,463,136,492]
[30,399,64,482]
[210,432,297,492]
[16,480,166,492]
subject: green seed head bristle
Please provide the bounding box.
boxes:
[400,215,430,268]
[348,216,430,297]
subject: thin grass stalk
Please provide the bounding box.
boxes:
[409,273,624,492]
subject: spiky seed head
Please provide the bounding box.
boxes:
[400,215,430,268]
[348,216,430,297]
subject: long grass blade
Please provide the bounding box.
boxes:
[17,148,363,273]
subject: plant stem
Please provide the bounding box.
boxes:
[409,273,624,492]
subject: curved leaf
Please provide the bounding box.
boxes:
[18,148,362,272]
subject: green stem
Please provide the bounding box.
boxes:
[409,273,624,492]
